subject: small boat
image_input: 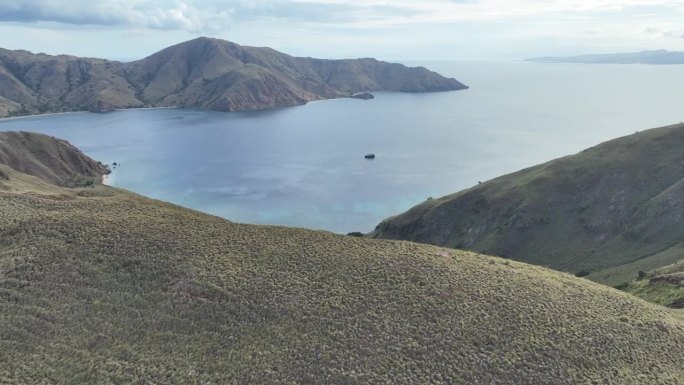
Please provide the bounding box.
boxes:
[364,153,376,159]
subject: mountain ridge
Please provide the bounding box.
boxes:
[0,37,467,117]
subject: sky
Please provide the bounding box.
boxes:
[0,0,683,61]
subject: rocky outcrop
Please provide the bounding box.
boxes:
[352,92,374,100]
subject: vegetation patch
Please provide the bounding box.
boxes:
[0,177,682,384]
[622,260,684,308]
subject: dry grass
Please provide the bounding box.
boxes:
[0,179,683,384]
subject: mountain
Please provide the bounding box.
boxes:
[527,50,684,64]
[0,48,142,115]
[0,132,682,384]
[372,123,684,287]
[0,131,109,187]
[0,37,467,117]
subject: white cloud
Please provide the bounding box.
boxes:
[0,0,232,32]
[0,0,683,59]
[285,0,684,24]
[1,0,683,31]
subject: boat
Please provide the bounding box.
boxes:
[364,153,376,159]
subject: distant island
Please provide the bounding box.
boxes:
[526,49,684,64]
[0,37,468,118]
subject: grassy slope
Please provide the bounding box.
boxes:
[372,123,684,287]
[623,260,684,308]
[0,131,108,187]
[0,169,683,384]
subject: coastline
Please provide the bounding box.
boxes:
[0,106,179,122]
[0,92,441,120]
[0,97,369,120]
[0,110,90,122]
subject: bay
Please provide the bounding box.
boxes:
[1,60,683,233]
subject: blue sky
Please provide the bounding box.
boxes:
[0,0,683,61]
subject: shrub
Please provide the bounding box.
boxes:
[575,270,591,278]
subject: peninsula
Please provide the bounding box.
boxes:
[0,37,467,118]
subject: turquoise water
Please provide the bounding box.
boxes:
[1,60,683,233]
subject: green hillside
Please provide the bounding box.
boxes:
[373,123,684,288]
[0,132,683,384]
[622,261,684,308]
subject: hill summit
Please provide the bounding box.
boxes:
[0,37,467,117]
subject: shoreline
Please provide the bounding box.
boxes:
[0,90,461,120]
[0,106,179,122]
[0,96,376,121]
[303,95,348,105]
[0,110,90,122]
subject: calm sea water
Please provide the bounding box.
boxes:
[1,61,683,233]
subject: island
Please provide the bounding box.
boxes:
[526,50,684,64]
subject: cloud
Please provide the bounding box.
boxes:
[0,0,230,32]
[230,1,421,24]
[643,26,684,39]
[660,30,684,39]
[1,0,683,33]
[0,0,427,31]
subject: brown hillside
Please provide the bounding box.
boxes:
[0,38,467,117]
[0,131,108,187]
